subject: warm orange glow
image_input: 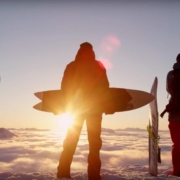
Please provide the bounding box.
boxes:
[55,113,74,131]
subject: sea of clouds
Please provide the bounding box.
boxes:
[0,127,179,180]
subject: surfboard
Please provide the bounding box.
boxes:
[148,77,160,176]
[33,87,154,115]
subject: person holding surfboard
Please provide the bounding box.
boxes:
[57,42,110,180]
[163,54,180,176]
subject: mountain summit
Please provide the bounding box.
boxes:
[0,128,16,138]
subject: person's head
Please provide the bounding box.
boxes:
[75,42,95,62]
[176,54,180,62]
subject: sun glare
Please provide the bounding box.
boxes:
[55,113,74,131]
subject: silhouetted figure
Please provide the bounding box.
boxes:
[165,54,180,176]
[57,42,109,180]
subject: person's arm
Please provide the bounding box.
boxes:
[61,62,77,90]
[98,61,109,88]
[103,68,110,88]
[166,71,173,95]
[161,71,173,118]
[61,66,69,90]
[60,63,75,112]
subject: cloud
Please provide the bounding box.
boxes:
[0,127,173,179]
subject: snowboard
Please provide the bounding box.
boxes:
[148,77,161,176]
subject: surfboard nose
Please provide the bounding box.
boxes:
[126,90,155,110]
[34,92,43,100]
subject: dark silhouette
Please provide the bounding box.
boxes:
[57,42,110,180]
[163,54,180,176]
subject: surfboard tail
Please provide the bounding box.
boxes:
[34,92,43,100]
[33,102,42,110]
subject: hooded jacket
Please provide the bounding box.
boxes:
[61,43,109,114]
[166,62,180,94]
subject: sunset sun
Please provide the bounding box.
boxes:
[55,113,74,131]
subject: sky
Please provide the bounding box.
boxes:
[1,1,180,130]
[0,128,173,179]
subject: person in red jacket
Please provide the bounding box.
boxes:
[57,42,110,180]
[166,54,180,177]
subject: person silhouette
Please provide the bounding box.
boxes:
[57,42,110,180]
[165,54,180,176]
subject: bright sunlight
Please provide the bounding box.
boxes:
[55,113,74,131]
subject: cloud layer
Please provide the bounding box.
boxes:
[0,128,174,179]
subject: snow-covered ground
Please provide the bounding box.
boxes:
[0,128,179,180]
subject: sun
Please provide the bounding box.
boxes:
[55,113,74,131]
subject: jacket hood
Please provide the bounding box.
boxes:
[173,62,180,70]
[75,42,95,62]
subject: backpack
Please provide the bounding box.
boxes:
[166,68,180,114]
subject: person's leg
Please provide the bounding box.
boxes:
[86,113,102,180]
[57,116,84,178]
[168,121,180,176]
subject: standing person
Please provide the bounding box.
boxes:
[165,54,180,176]
[57,42,110,180]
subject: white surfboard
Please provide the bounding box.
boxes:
[148,77,160,176]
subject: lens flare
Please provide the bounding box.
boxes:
[101,35,120,54]
[98,58,113,69]
[98,35,121,69]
